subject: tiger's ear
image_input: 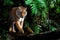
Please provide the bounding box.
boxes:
[18,6,22,10]
[18,6,22,12]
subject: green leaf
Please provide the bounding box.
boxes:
[56,7,60,13]
[34,26,40,34]
[50,26,57,31]
[25,0,33,5]
[50,1,55,8]
[4,0,14,5]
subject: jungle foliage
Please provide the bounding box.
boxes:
[25,0,60,34]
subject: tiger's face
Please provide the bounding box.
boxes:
[17,6,27,18]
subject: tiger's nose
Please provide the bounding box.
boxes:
[22,13,25,16]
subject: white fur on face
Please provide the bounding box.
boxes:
[19,17,24,22]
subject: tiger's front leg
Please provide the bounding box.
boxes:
[15,21,24,34]
[9,22,16,33]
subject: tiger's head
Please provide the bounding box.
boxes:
[16,6,27,18]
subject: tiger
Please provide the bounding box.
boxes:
[9,6,34,34]
[9,6,27,34]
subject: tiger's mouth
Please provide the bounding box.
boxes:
[20,15,24,18]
